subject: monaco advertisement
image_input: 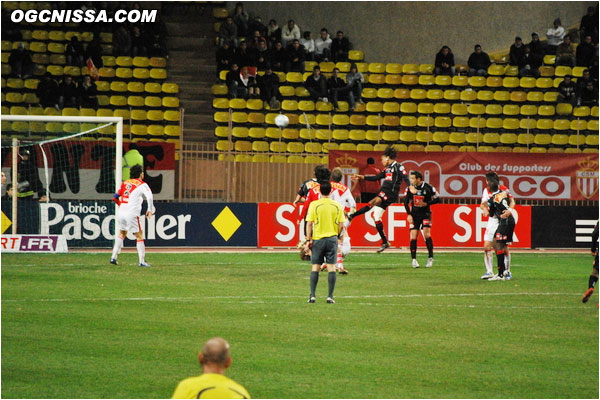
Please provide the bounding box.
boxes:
[328,151,599,201]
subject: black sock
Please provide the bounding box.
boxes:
[328,271,336,298]
[310,271,319,297]
[410,239,417,259]
[375,221,387,244]
[351,204,372,218]
[589,275,598,289]
[496,252,505,277]
[425,237,434,258]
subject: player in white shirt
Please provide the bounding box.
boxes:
[110,165,155,267]
[331,168,356,274]
[480,172,515,279]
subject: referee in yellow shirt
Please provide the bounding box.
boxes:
[172,337,250,399]
[305,181,346,304]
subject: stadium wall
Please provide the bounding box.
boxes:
[241,1,594,64]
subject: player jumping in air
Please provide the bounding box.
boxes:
[403,170,440,268]
[582,220,598,303]
[486,178,516,281]
[350,146,409,253]
[110,164,155,267]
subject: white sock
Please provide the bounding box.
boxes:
[484,250,493,274]
[111,237,123,260]
[506,252,511,271]
[136,240,145,264]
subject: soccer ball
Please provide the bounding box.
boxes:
[275,114,289,128]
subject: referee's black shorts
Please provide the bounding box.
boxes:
[311,236,338,265]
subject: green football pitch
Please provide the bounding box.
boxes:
[1,251,598,399]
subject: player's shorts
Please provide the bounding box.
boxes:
[484,217,500,242]
[117,211,141,233]
[409,213,432,230]
[311,236,338,265]
[376,190,397,209]
[494,219,515,244]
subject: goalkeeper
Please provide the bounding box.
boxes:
[110,165,155,267]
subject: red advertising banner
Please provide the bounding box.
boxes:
[257,203,532,248]
[328,151,599,201]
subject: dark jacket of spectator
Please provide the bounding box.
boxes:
[219,18,238,46]
[518,50,542,70]
[258,68,282,103]
[77,76,99,108]
[576,39,596,67]
[248,17,267,39]
[434,46,455,74]
[146,32,168,58]
[330,33,350,62]
[256,42,269,70]
[113,26,132,56]
[8,45,34,77]
[304,71,328,100]
[234,43,257,67]
[467,50,491,71]
[286,41,306,72]
[65,36,85,66]
[557,78,577,101]
[36,73,59,108]
[579,82,598,105]
[580,7,598,39]
[268,43,286,71]
[85,37,103,68]
[130,26,147,57]
[509,39,526,66]
[216,43,235,73]
[528,34,545,57]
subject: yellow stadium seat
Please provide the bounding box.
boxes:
[419,75,435,86]
[458,90,475,102]
[400,130,417,143]
[401,75,419,85]
[485,118,502,130]
[502,77,519,88]
[487,64,505,76]
[536,119,554,131]
[449,132,466,144]
[418,103,434,115]
[333,114,350,126]
[319,62,335,73]
[443,89,460,101]
[510,91,527,103]
[556,103,573,116]
[401,64,418,74]
[383,116,400,127]
[431,131,449,143]
[385,63,402,74]
[348,129,366,141]
[543,92,559,102]
[485,104,502,115]
[591,107,598,117]
[366,102,383,113]
[467,103,485,116]
[377,88,394,99]
[468,116,485,129]
[486,76,502,88]
[502,104,520,116]
[400,116,417,128]
[338,143,356,151]
[482,133,500,144]
[149,57,167,68]
[379,130,398,142]
[115,56,132,67]
[537,105,555,117]
[395,88,411,99]
[573,106,591,117]
[367,63,385,73]
[316,114,332,126]
[538,65,554,77]
[588,120,599,131]
[554,66,571,77]
[468,76,486,88]
[147,110,164,121]
[162,97,179,108]
[536,78,553,89]
[400,102,417,114]
[132,57,150,68]
[416,131,433,143]
[466,132,483,144]
[366,115,383,127]
[410,89,426,100]
[348,50,364,61]
[502,118,519,131]
[331,129,348,141]
[500,133,518,145]
[7,78,24,89]
[419,64,434,74]
[150,68,167,80]
[426,89,443,101]
[434,116,452,129]
[434,103,451,114]
[493,91,510,102]
[382,102,400,113]
[451,104,468,116]
[234,140,252,152]
[132,68,150,80]
[518,105,537,117]
[453,116,470,129]
[519,118,536,131]
[474,90,492,102]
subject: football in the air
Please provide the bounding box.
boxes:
[275,114,289,128]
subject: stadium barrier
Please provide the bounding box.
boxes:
[532,206,599,248]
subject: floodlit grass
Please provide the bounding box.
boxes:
[1,252,598,399]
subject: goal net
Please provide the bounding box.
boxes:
[1,115,123,248]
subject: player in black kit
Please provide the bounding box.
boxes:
[403,171,440,268]
[350,146,409,253]
[486,178,516,281]
[582,221,598,303]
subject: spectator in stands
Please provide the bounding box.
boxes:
[146,31,168,58]
[518,46,542,77]
[268,41,286,72]
[65,36,85,67]
[218,17,238,48]
[331,31,350,62]
[314,28,332,62]
[580,6,598,43]
[305,65,328,103]
[328,68,353,111]
[225,63,240,95]
[234,41,257,68]
[227,64,258,99]
[77,75,99,109]
[578,81,598,106]
[546,18,565,55]
[248,16,267,39]
[359,157,381,203]
[58,75,78,108]
[216,41,234,77]
[113,25,132,56]
[286,39,306,72]
[8,43,34,79]
[576,69,593,96]
[247,30,266,49]
[130,26,147,57]
[509,36,525,66]
[576,35,596,68]
[258,65,282,109]
[346,63,364,106]
[555,35,575,67]
[281,19,301,47]
[232,2,249,37]
[557,75,577,105]
[434,45,455,76]
[85,36,103,68]
[467,44,491,76]
[301,31,315,61]
[256,40,269,70]
[267,19,281,49]
[527,32,545,58]
[36,72,59,109]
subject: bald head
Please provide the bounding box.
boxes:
[200,337,231,366]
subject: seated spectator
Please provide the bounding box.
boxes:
[557,75,577,105]
[527,32,545,58]
[65,36,85,66]
[328,68,354,110]
[509,36,525,66]
[266,19,281,49]
[58,75,78,108]
[331,31,350,62]
[113,26,131,56]
[346,63,364,106]
[580,6,598,43]
[576,35,596,68]
[227,64,258,99]
[8,43,34,78]
[247,30,266,49]
[555,35,575,67]
[2,184,13,201]
[314,28,332,62]
[234,41,257,68]
[578,81,598,106]
[256,40,269,70]
[518,46,542,77]
[300,31,315,61]
[77,75,99,109]
[286,39,305,72]
[281,19,301,47]
[576,69,593,96]
[85,36,103,68]
[36,72,59,109]
[467,44,491,76]
[232,2,249,37]
[434,45,455,76]
[130,26,147,57]
[218,17,238,48]
[268,41,286,72]
[304,65,328,103]
[146,31,168,58]
[258,65,282,109]
[216,42,234,77]
[546,18,565,55]
[248,16,267,39]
